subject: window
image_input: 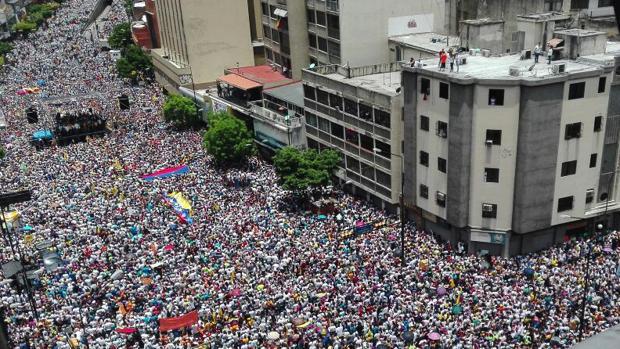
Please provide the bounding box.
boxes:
[308,33,317,48]
[565,122,582,140]
[419,151,429,167]
[358,103,372,121]
[420,115,429,131]
[306,112,317,128]
[436,121,448,138]
[438,157,447,173]
[598,77,606,93]
[329,94,342,110]
[344,98,357,116]
[376,170,391,189]
[561,160,577,176]
[482,203,498,219]
[586,189,595,204]
[557,196,574,212]
[594,116,602,132]
[261,2,268,16]
[439,82,449,99]
[316,11,326,26]
[318,117,330,133]
[303,85,315,100]
[331,122,344,139]
[263,25,271,39]
[419,184,428,199]
[568,82,585,100]
[271,28,280,43]
[485,129,502,145]
[590,153,598,168]
[316,89,329,105]
[265,48,273,61]
[308,138,319,150]
[374,140,391,158]
[374,109,390,128]
[420,78,430,95]
[436,191,446,207]
[361,163,374,180]
[359,134,374,151]
[318,37,327,52]
[346,156,360,173]
[598,0,613,7]
[345,128,358,145]
[488,89,505,106]
[570,0,588,9]
[484,168,499,182]
[307,9,315,23]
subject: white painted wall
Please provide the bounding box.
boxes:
[415,76,450,219]
[339,0,445,67]
[468,85,520,232]
[552,74,611,226]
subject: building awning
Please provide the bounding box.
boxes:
[274,8,288,17]
[217,74,261,90]
[547,38,564,48]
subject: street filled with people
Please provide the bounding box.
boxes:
[0,1,619,348]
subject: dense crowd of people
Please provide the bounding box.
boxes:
[0,1,619,348]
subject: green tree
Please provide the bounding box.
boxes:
[273,147,340,192]
[0,147,5,159]
[203,112,255,165]
[108,23,133,50]
[13,21,37,32]
[115,45,152,79]
[0,42,13,56]
[163,94,199,126]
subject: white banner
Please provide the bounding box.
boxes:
[388,14,434,36]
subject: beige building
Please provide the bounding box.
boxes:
[151,0,257,93]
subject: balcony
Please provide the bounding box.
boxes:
[250,103,303,129]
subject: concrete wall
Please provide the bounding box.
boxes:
[402,71,418,208]
[183,0,254,84]
[469,85,520,231]
[287,0,309,80]
[339,0,445,67]
[446,84,474,227]
[460,22,505,53]
[512,83,564,234]
[389,42,437,62]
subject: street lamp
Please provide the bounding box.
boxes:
[373,148,406,267]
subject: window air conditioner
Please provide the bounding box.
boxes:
[436,192,446,201]
[485,140,494,146]
[482,203,494,212]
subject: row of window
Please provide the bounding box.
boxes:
[420,185,499,218]
[304,85,391,128]
[307,9,339,29]
[419,150,502,182]
[420,78,450,100]
[568,77,607,100]
[308,33,340,57]
[306,113,391,158]
[420,116,503,146]
[560,154,598,176]
[558,188,598,212]
[564,117,603,140]
[345,155,392,188]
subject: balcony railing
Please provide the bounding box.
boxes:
[250,103,303,128]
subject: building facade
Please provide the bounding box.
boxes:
[303,63,404,209]
[151,0,256,93]
[402,38,620,256]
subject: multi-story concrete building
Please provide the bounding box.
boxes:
[260,0,309,79]
[151,0,256,93]
[401,32,620,256]
[303,63,404,209]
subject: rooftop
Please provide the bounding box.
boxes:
[554,28,607,37]
[516,12,571,22]
[389,32,460,54]
[264,81,304,107]
[460,18,504,26]
[413,46,617,81]
[323,70,402,96]
[224,65,291,88]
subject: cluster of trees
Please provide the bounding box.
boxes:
[0,42,12,66]
[12,2,60,33]
[203,112,255,165]
[163,95,200,127]
[273,147,340,192]
[109,23,152,80]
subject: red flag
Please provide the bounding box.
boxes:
[115,328,137,334]
[159,310,199,332]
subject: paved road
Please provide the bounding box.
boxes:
[573,324,620,349]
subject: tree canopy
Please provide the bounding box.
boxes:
[273,147,340,192]
[0,146,5,160]
[108,23,133,50]
[116,45,152,79]
[203,112,255,165]
[163,94,199,126]
[0,42,13,56]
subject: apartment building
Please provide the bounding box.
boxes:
[151,0,256,93]
[303,63,404,209]
[402,31,620,256]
